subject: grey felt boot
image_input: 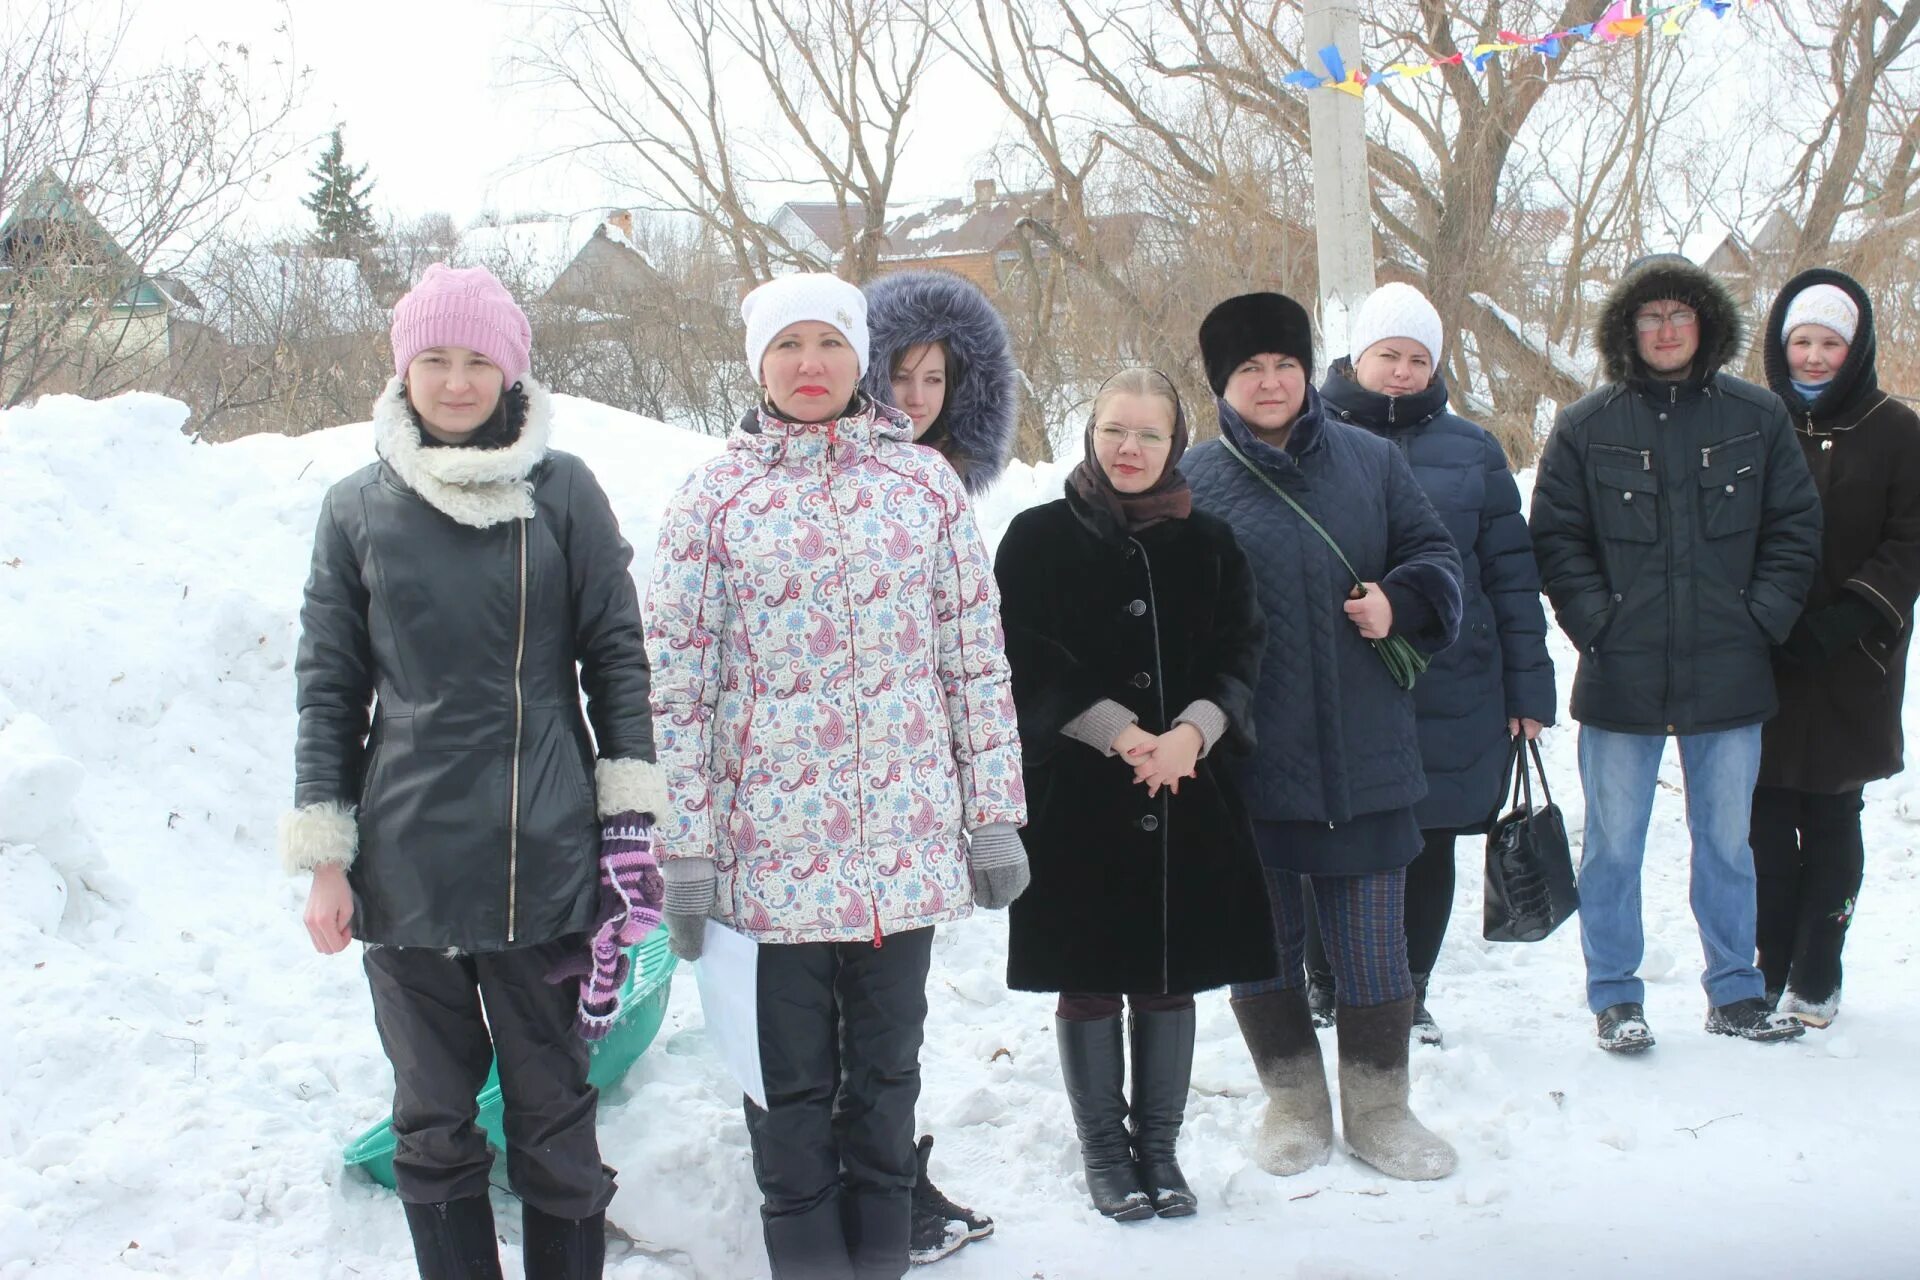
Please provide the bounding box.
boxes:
[1229,989,1333,1176]
[1334,998,1456,1181]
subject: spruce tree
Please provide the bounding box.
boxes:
[303,127,380,257]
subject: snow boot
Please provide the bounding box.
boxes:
[522,1205,605,1279]
[907,1136,993,1265]
[1778,989,1839,1029]
[1229,989,1333,1176]
[1595,1002,1655,1054]
[1306,969,1337,1028]
[403,1196,504,1280]
[1128,1006,1198,1217]
[1706,997,1807,1042]
[1055,1015,1154,1222]
[1334,998,1457,1181]
[1410,974,1442,1048]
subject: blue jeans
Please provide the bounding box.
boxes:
[1576,724,1766,1014]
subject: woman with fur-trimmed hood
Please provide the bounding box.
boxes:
[860,267,1020,1263]
[281,264,662,1277]
[863,270,1020,494]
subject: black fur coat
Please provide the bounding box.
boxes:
[994,488,1277,994]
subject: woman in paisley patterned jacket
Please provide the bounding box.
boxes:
[644,272,1028,1280]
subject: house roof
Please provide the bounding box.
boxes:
[0,169,180,312]
[460,211,656,297]
[772,187,1156,267]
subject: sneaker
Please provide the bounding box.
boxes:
[1307,973,1336,1029]
[1777,990,1839,1029]
[1705,997,1807,1042]
[909,1136,993,1266]
[1595,1002,1655,1054]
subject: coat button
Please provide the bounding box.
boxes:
[1130,672,1152,689]
[1137,814,1160,833]
[1612,593,1623,601]
[1658,412,1668,421]
[1128,599,1147,616]
[1622,491,1634,502]
[1725,483,1736,494]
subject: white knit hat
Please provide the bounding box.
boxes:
[1349,281,1445,367]
[1781,282,1858,346]
[742,273,871,380]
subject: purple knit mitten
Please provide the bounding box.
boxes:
[574,812,665,1040]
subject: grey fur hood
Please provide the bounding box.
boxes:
[861,270,1019,493]
[1595,256,1744,385]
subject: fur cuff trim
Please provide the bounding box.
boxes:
[372,375,553,528]
[596,757,670,820]
[279,801,359,875]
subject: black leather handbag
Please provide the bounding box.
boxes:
[1483,738,1579,943]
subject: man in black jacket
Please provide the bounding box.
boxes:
[1531,255,1820,1053]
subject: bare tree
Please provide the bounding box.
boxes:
[0,0,305,407]
[515,0,934,285]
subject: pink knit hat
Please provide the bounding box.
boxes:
[391,264,533,386]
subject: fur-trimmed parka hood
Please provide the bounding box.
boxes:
[1595,256,1744,386]
[1763,267,1879,423]
[860,270,1019,494]
[373,375,553,528]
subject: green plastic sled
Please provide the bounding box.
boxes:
[344,930,679,1190]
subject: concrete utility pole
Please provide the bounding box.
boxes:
[1302,0,1375,361]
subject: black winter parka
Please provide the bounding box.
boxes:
[1530,259,1822,736]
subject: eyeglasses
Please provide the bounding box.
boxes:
[1634,309,1698,332]
[1094,425,1173,449]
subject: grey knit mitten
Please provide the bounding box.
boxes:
[968,824,1030,909]
[662,857,717,961]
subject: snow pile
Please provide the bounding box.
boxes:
[2,393,1917,1278]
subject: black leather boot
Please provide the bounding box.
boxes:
[1128,1006,1198,1217]
[1055,1016,1154,1222]
[403,1196,505,1280]
[522,1204,606,1279]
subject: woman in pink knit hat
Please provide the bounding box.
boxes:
[281,263,664,1278]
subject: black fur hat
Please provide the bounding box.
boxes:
[1199,292,1316,394]
[861,270,1019,494]
[1595,256,1743,385]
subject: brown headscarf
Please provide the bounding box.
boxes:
[1067,368,1192,533]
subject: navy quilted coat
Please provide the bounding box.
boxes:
[1321,362,1557,831]
[1183,390,1464,829]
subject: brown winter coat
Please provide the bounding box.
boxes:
[1760,269,1920,793]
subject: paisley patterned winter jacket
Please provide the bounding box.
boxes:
[645,396,1026,944]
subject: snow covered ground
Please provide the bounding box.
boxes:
[3,392,1917,1279]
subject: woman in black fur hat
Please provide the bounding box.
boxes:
[1182,291,1465,1184]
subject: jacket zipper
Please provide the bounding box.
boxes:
[507,518,528,943]
[1700,432,1761,468]
[819,417,881,948]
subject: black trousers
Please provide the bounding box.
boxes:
[1305,827,1459,984]
[746,926,935,1280]
[1750,786,1865,1003]
[363,936,615,1218]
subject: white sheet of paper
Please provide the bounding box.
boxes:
[693,918,766,1109]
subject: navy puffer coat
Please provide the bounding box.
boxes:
[1321,361,1557,831]
[1183,389,1464,829]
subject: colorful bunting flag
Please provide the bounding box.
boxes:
[1282,0,1768,97]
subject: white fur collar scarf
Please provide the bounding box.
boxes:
[372,375,553,528]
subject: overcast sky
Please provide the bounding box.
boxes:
[117,0,1009,235]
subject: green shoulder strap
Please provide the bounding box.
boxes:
[1215,435,1430,692]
